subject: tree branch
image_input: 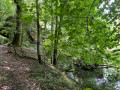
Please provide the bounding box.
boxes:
[87,0,97,31]
[88,0,97,16]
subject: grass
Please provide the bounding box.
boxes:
[29,63,80,90]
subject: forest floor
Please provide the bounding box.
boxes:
[0,45,76,90]
[0,45,42,90]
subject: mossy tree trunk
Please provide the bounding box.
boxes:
[12,0,22,47]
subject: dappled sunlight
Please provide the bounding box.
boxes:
[25,67,30,71]
[19,67,30,71]
[1,86,11,90]
[3,66,11,71]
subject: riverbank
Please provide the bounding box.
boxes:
[0,45,80,90]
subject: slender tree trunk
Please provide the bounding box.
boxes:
[53,16,58,65]
[51,1,54,64]
[43,21,47,64]
[53,1,63,65]
[12,0,22,47]
[36,0,42,64]
[53,1,58,65]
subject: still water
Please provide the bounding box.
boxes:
[66,68,120,90]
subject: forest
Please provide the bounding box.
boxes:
[0,0,120,89]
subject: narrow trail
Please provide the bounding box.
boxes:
[0,45,41,90]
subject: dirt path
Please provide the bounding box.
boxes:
[0,45,41,90]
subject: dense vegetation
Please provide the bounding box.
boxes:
[0,0,120,89]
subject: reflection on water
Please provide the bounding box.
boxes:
[66,68,120,89]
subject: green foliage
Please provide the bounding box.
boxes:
[0,0,120,88]
[0,0,119,66]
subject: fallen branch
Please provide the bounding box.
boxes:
[98,65,120,69]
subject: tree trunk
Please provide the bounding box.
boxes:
[42,21,47,64]
[51,1,54,64]
[53,1,63,65]
[53,18,58,65]
[36,0,42,64]
[53,1,58,65]
[12,0,22,47]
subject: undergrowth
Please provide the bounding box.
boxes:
[29,63,76,90]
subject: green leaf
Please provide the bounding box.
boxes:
[49,35,55,41]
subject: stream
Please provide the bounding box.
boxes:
[66,68,120,90]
